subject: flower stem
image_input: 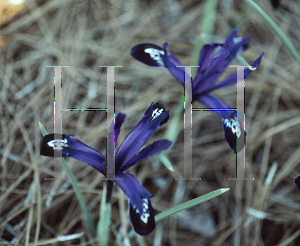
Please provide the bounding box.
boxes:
[98,183,111,246]
[106,180,113,204]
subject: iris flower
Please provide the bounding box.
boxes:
[40,102,172,236]
[130,29,264,153]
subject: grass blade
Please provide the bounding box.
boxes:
[155,188,230,222]
[244,0,300,65]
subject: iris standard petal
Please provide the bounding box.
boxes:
[203,52,265,94]
[130,43,166,67]
[40,134,106,175]
[115,112,126,144]
[223,29,239,47]
[226,36,249,64]
[115,104,153,168]
[195,94,234,118]
[196,42,227,74]
[222,113,246,154]
[115,102,169,169]
[193,52,230,95]
[214,29,249,61]
[119,139,172,172]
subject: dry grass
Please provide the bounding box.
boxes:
[1,0,300,245]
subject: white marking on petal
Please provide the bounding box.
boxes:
[47,139,68,150]
[248,66,257,71]
[131,198,151,224]
[144,48,165,66]
[223,117,241,138]
[152,108,164,120]
[140,198,150,224]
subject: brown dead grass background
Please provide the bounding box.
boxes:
[0,0,300,245]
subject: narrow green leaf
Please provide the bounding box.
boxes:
[97,183,111,246]
[128,188,230,238]
[39,121,48,136]
[39,122,96,237]
[244,0,300,65]
[155,188,230,222]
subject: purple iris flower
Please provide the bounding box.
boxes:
[130,29,265,154]
[40,102,172,236]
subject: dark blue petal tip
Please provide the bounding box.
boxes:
[270,0,280,9]
[40,133,68,156]
[222,115,246,154]
[151,102,169,124]
[130,43,165,67]
[129,198,155,236]
[295,176,300,190]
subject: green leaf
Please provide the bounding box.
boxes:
[39,121,48,136]
[244,0,300,65]
[155,188,230,222]
[39,122,95,237]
